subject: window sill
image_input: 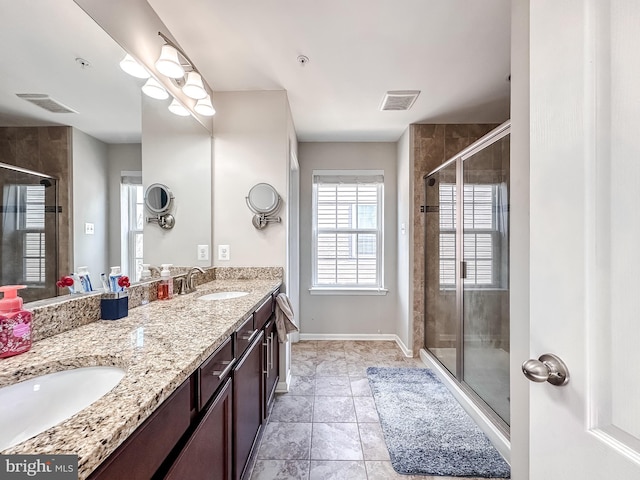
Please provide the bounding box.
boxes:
[309,287,389,296]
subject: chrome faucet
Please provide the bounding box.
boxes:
[179,267,206,295]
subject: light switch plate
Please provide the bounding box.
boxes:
[197,244,209,261]
[85,223,94,235]
[218,245,230,261]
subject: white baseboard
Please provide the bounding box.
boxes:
[275,369,292,393]
[394,336,413,358]
[298,333,414,358]
[419,348,511,462]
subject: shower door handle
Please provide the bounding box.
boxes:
[460,261,467,279]
[522,353,570,386]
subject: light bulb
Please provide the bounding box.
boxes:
[182,71,207,100]
[141,77,169,100]
[194,96,215,116]
[168,98,190,116]
[155,44,185,79]
[119,54,150,79]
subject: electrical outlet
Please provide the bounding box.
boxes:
[197,244,209,261]
[85,223,94,235]
[218,245,230,261]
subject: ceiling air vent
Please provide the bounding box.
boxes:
[16,94,78,114]
[380,90,420,111]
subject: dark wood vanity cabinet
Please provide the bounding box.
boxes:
[88,380,192,480]
[89,288,281,480]
[164,377,233,480]
[232,329,264,480]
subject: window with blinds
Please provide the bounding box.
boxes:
[121,173,143,281]
[439,183,498,287]
[18,185,46,284]
[312,171,383,288]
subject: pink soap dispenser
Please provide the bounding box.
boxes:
[0,285,32,358]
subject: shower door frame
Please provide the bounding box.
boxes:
[423,121,511,437]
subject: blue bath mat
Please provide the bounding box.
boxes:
[367,367,511,478]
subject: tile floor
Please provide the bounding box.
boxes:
[248,340,496,480]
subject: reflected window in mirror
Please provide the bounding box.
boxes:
[12,185,47,285]
[121,174,144,281]
[19,185,47,285]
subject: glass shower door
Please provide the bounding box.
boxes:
[461,135,510,424]
[0,164,58,302]
[424,162,458,375]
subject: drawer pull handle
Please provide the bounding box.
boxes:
[212,359,236,380]
[241,329,259,343]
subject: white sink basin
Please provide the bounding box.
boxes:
[0,366,126,450]
[198,291,248,301]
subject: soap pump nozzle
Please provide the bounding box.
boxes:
[0,285,27,314]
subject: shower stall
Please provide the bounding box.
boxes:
[0,162,59,302]
[423,122,510,433]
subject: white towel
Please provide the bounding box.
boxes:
[275,293,299,343]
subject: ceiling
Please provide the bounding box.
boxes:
[0,1,141,144]
[148,0,511,142]
[0,0,510,144]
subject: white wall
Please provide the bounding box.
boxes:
[106,143,141,268]
[71,128,109,284]
[142,96,213,267]
[298,142,398,336]
[213,91,289,268]
[510,0,530,477]
[396,128,412,352]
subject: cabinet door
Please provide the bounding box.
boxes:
[232,330,264,480]
[165,378,233,480]
[263,319,279,420]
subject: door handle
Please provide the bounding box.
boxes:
[522,353,569,386]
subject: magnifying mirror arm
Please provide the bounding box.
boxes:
[146,213,175,230]
[251,213,281,230]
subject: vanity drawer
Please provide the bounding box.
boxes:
[198,336,234,411]
[235,314,256,358]
[253,296,273,331]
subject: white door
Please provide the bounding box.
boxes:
[528,0,640,478]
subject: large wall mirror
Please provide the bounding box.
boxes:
[0,0,213,303]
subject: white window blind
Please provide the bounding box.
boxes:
[19,185,46,284]
[312,171,383,288]
[439,183,498,287]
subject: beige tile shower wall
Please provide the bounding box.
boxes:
[411,124,498,356]
[0,126,72,302]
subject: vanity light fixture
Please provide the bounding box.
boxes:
[120,31,216,117]
[194,96,215,116]
[168,98,190,116]
[141,77,169,100]
[119,54,150,79]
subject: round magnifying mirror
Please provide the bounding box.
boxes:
[247,183,280,214]
[144,183,174,214]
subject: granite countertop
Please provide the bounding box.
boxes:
[0,277,281,479]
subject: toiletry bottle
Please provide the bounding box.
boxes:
[158,264,173,300]
[109,266,123,293]
[140,264,152,281]
[0,285,32,358]
[77,266,93,293]
[140,264,151,305]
